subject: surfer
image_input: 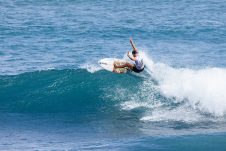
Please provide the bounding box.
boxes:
[114,38,145,73]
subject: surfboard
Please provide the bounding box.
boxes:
[98,58,129,74]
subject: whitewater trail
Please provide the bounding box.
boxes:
[142,52,226,116]
[82,52,226,117]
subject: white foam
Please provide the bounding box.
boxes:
[80,63,102,73]
[140,51,155,74]
[141,104,203,122]
[121,100,162,110]
[143,53,226,116]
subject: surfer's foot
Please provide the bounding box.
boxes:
[113,63,118,68]
[114,62,123,68]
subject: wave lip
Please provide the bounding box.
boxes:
[153,64,226,116]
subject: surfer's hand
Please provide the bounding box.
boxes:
[127,51,130,57]
[129,38,137,51]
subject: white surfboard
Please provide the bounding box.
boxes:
[98,58,129,74]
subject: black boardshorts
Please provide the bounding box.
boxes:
[132,66,144,73]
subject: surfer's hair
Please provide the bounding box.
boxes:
[132,51,138,55]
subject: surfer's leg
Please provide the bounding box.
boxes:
[113,68,123,74]
[114,62,134,69]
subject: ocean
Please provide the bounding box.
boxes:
[1,0,226,150]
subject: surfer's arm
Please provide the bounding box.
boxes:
[130,38,138,52]
[127,52,136,61]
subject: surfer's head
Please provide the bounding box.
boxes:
[132,51,138,56]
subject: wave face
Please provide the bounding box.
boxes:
[1,55,226,139]
[1,54,226,121]
[0,69,142,113]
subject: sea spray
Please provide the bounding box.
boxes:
[142,52,226,116]
[80,63,102,73]
[82,51,226,116]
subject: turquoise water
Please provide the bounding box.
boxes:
[1,0,226,150]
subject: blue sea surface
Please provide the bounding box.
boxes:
[1,0,226,150]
